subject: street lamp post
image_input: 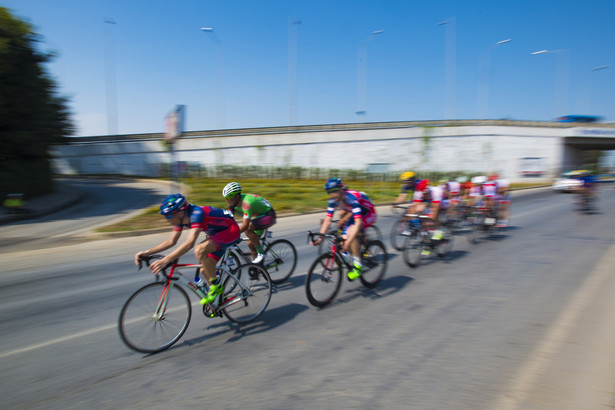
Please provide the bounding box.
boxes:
[477,39,511,119]
[531,49,570,118]
[356,29,384,120]
[288,17,301,126]
[438,18,456,120]
[104,18,119,135]
[201,27,225,129]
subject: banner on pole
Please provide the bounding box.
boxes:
[165,105,185,142]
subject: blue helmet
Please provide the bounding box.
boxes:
[160,193,188,216]
[324,177,344,191]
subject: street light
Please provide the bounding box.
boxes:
[201,27,225,129]
[477,38,511,119]
[356,29,384,119]
[531,49,570,118]
[104,18,119,135]
[288,17,301,126]
[438,18,456,120]
[586,64,609,114]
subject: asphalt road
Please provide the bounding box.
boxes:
[1,185,614,409]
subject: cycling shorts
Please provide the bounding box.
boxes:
[341,211,377,234]
[251,208,277,232]
[208,223,241,261]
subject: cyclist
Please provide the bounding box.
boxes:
[134,193,240,305]
[222,182,276,264]
[575,170,598,207]
[495,175,511,228]
[407,179,445,254]
[391,171,417,209]
[311,177,377,280]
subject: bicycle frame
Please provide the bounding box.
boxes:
[147,250,254,317]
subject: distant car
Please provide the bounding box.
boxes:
[552,170,586,192]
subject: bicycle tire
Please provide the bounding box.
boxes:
[364,225,382,242]
[435,227,454,257]
[402,229,423,268]
[359,240,387,288]
[466,213,485,244]
[224,248,245,296]
[222,263,272,324]
[118,281,192,354]
[389,218,409,251]
[263,239,297,284]
[305,253,343,307]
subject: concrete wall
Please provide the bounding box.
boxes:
[51,120,615,182]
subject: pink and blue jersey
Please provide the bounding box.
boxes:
[326,190,377,227]
[173,204,238,234]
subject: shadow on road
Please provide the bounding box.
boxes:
[181,303,309,347]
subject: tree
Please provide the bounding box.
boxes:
[0,7,74,199]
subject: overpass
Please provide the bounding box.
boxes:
[51,119,615,183]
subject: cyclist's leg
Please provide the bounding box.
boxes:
[248,209,276,263]
[196,227,240,304]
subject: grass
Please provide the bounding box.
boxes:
[95,177,548,232]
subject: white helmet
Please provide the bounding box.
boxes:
[471,175,487,184]
[222,182,242,198]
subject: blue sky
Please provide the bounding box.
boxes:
[4,0,615,136]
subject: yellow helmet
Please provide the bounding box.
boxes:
[400,171,415,182]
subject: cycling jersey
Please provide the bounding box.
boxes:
[239,193,273,220]
[173,204,240,260]
[482,180,497,198]
[326,189,376,227]
[446,181,461,195]
[412,186,443,204]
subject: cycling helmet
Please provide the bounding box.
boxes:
[160,193,188,216]
[222,182,242,198]
[471,175,487,185]
[324,177,344,191]
[400,171,416,182]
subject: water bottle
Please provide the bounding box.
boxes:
[195,277,206,290]
[341,251,352,264]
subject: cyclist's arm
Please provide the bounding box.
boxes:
[150,228,202,273]
[134,229,182,266]
[392,192,408,206]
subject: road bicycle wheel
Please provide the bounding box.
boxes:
[305,253,343,307]
[118,282,192,354]
[222,263,272,324]
[435,227,454,257]
[467,214,485,244]
[389,218,410,251]
[364,225,382,242]
[223,248,245,296]
[359,240,387,288]
[262,239,297,284]
[402,229,424,268]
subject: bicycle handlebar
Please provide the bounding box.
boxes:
[137,254,178,274]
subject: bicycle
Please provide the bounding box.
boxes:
[305,230,387,307]
[118,244,272,354]
[466,203,499,244]
[401,214,454,268]
[228,228,298,284]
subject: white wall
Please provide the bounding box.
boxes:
[51,122,613,182]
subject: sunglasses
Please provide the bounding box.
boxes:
[326,189,340,194]
[164,211,182,219]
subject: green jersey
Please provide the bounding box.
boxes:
[240,194,272,220]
